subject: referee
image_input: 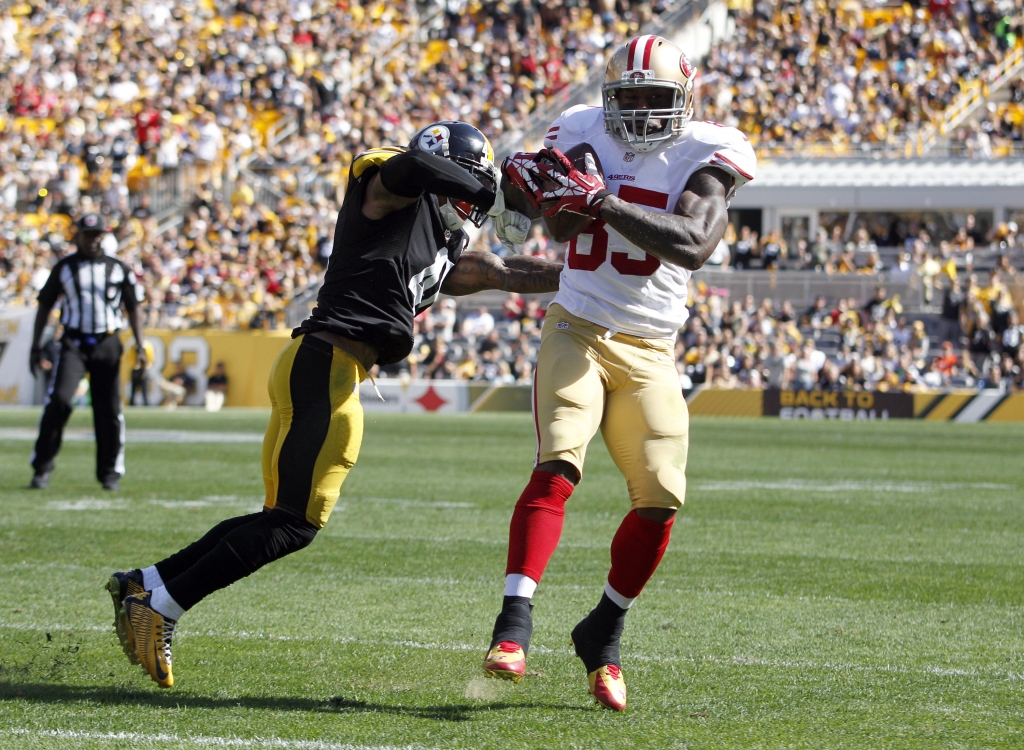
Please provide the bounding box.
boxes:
[28,213,148,491]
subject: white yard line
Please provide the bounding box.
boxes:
[693,480,1014,493]
[1,621,1019,681]
[0,428,264,443]
[0,729,428,750]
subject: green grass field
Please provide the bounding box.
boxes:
[1,408,1023,749]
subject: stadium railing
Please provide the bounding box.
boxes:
[933,46,1024,144]
[691,270,926,311]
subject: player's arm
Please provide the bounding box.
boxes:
[362,150,494,220]
[598,167,733,271]
[119,266,149,370]
[29,264,63,375]
[439,251,562,296]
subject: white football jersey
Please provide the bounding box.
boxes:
[542,105,756,338]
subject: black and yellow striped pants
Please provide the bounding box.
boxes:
[262,334,366,528]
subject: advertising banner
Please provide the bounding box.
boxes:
[359,379,471,413]
[0,307,37,405]
[119,328,293,407]
[763,388,915,420]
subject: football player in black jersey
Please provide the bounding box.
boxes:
[108,121,559,688]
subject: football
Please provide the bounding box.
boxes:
[541,142,603,243]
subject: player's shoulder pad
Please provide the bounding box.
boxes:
[543,105,603,149]
[351,146,407,180]
[689,121,757,188]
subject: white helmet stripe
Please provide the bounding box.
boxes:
[627,35,657,70]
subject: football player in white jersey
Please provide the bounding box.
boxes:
[483,35,756,710]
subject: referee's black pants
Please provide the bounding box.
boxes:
[32,334,125,483]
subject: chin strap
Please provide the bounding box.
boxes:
[439,202,466,232]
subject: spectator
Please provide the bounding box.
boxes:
[732,226,755,269]
[206,361,229,412]
[461,306,496,340]
[793,340,824,390]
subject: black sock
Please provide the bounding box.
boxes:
[489,595,534,654]
[154,512,264,583]
[570,593,627,673]
[164,510,318,611]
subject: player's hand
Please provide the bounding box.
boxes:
[29,349,42,377]
[487,188,531,253]
[501,151,543,210]
[135,347,149,373]
[533,147,611,218]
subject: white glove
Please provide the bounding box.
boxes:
[487,186,531,254]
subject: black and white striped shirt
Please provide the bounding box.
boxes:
[37,253,141,334]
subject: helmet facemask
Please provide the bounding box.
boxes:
[603,77,693,152]
[449,155,498,228]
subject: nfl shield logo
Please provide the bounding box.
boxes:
[623,152,635,162]
[556,321,569,330]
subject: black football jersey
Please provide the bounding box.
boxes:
[293,148,466,365]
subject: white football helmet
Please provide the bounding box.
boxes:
[602,35,696,152]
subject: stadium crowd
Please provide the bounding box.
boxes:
[0,0,664,321]
[951,77,1024,157]
[704,213,1021,274]
[392,266,1024,393]
[699,0,1024,151]
[1,0,1023,397]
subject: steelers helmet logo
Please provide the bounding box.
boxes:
[418,125,450,153]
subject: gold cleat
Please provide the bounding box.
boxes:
[106,571,145,664]
[483,641,526,682]
[123,593,176,688]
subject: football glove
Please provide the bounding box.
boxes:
[487,188,531,253]
[534,148,611,219]
[501,151,543,210]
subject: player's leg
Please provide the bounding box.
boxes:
[572,337,688,710]
[485,305,606,680]
[30,342,87,486]
[88,335,126,488]
[112,355,292,646]
[106,513,264,664]
[121,335,365,687]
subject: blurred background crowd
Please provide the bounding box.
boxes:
[394,269,1024,393]
[0,0,664,323]
[0,0,1022,394]
[699,0,1024,153]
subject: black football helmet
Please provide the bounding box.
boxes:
[409,120,498,227]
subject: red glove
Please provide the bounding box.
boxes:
[501,151,542,210]
[533,148,611,218]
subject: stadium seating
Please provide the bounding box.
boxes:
[698,1,1022,155]
[0,0,1021,395]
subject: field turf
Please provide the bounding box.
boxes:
[1,408,1023,749]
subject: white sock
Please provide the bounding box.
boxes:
[504,574,538,599]
[604,580,637,610]
[141,565,163,591]
[149,586,184,621]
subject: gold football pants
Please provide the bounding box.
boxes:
[261,334,365,528]
[533,304,689,509]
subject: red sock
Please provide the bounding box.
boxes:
[505,470,575,582]
[607,510,676,599]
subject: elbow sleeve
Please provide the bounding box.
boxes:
[379,150,494,210]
